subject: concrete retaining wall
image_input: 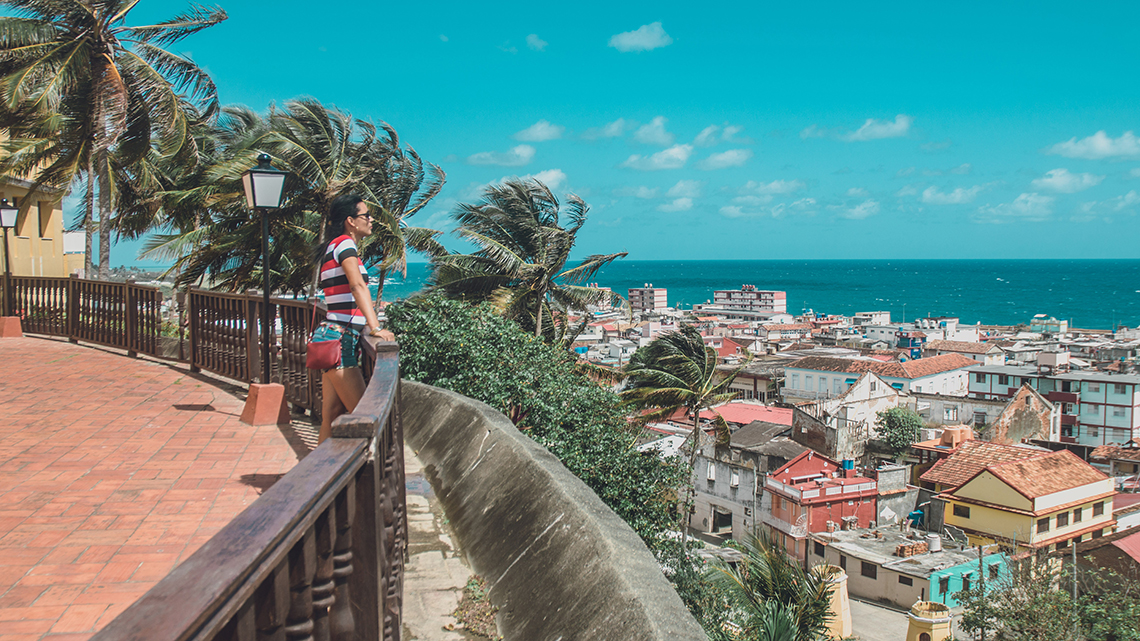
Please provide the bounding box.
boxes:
[401,381,707,641]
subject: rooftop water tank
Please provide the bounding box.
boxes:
[926,533,942,552]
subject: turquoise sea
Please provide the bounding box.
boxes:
[378,260,1140,331]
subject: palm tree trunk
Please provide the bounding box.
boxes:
[679,408,702,559]
[534,286,546,338]
[374,266,386,313]
[97,152,111,280]
[84,164,95,278]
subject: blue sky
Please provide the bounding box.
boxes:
[107,1,1140,264]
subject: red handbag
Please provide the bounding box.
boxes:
[305,303,341,370]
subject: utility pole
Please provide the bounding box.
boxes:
[978,544,987,641]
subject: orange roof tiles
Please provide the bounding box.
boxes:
[700,403,793,426]
[763,323,814,331]
[982,450,1108,499]
[1090,444,1140,463]
[919,440,1040,488]
[787,353,976,380]
[924,340,996,355]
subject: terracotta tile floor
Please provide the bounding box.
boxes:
[0,336,314,641]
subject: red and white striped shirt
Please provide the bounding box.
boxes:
[319,235,369,329]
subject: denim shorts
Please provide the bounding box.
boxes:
[312,322,362,370]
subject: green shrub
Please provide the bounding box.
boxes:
[387,294,684,549]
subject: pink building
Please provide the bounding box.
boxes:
[628,284,668,313]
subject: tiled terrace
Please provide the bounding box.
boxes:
[0,336,311,641]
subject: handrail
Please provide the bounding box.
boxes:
[90,337,406,641]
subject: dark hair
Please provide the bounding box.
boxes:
[313,193,365,268]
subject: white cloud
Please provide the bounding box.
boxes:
[722,125,747,142]
[608,22,673,52]
[467,144,535,166]
[950,163,972,175]
[896,185,919,197]
[513,120,564,142]
[922,185,983,205]
[526,34,547,51]
[1110,190,1140,211]
[498,42,518,54]
[583,118,628,140]
[847,187,869,198]
[622,144,693,170]
[743,179,805,195]
[439,35,449,42]
[667,180,702,198]
[843,114,913,141]
[634,116,675,146]
[698,148,753,170]
[615,185,658,198]
[840,199,880,219]
[1047,131,1140,159]
[1132,168,1140,178]
[658,198,693,212]
[521,169,567,190]
[976,193,1054,222]
[800,125,826,139]
[733,195,773,206]
[694,125,720,147]
[897,167,916,177]
[1032,168,1104,193]
[720,205,747,218]
[722,196,816,219]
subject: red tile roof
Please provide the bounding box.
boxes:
[1090,444,1140,463]
[1112,531,1140,564]
[700,403,793,426]
[924,340,996,355]
[787,353,976,380]
[919,440,1040,488]
[982,450,1109,499]
[763,323,814,331]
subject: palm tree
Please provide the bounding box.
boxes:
[431,178,626,340]
[0,0,225,279]
[141,99,444,295]
[707,532,836,641]
[621,325,752,552]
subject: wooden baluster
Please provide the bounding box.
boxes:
[256,564,290,641]
[218,601,256,641]
[311,506,336,641]
[330,481,356,641]
[285,530,316,641]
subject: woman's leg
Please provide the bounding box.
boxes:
[317,367,367,443]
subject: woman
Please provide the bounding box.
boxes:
[314,193,391,443]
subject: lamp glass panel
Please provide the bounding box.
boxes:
[241,172,256,208]
[0,206,17,229]
[252,173,286,209]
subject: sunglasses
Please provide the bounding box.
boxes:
[350,213,373,221]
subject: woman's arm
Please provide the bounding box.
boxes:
[341,255,382,333]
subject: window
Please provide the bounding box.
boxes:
[1089,425,1099,437]
[953,504,971,518]
[805,375,813,390]
[1073,507,1083,523]
[1057,539,1069,550]
[819,377,827,393]
[944,406,959,422]
[939,576,950,594]
[976,373,987,383]
[707,462,716,481]
[1115,383,1128,395]
[839,555,847,570]
[814,541,825,557]
[861,562,877,580]
[899,575,913,586]
[998,375,1010,385]
[1088,382,1100,393]
[1037,517,1050,533]
[730,469,740,488]
[989,564,1000,580]
[1057,512,1069,527]
[1094,502,1105,517]
[775,496,783,510]
[833,378,842,394]
[870,381,877,392]
[974,411,987,425]
[962,574,971,592]
[920,634,931,641]
[1093,529,1104,539]
[1063,403,1074,415]
[791,373,799,389]
[1113,407,1127,418]
[892,383,904,390]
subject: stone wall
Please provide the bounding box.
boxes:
[401,381,707,641]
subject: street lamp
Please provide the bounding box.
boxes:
[241,154,288,384]
[1,198,18,317]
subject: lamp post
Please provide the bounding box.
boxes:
[1,198,18,317]
[241,154,288,385]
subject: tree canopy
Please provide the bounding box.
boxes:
[874,406,923,459]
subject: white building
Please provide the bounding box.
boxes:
[712,285,787,314]
[784,354,976,399]
[628,284,667,313]
[854,311,891,326]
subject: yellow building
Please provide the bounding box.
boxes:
[940,449,1115,554]
[0,176,84,277]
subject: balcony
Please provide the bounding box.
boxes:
[1047,391,1079,404]
[0,275,702,641]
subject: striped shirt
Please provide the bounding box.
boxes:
[319,235,369,329]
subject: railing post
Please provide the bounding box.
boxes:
[333,418,383,641]
[285,530,317,641]
[312,506,336,641]
[2,270,9,318]
[188,289,200,373]
[126,280,138,357]
[67,274,79,343]
[330,483,356,641]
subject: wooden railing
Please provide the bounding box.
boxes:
[89,339,407,641]
[2,274,162,356]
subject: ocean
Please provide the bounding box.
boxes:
[378,259,1140,331]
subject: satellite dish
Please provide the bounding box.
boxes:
[791,514,808,538]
